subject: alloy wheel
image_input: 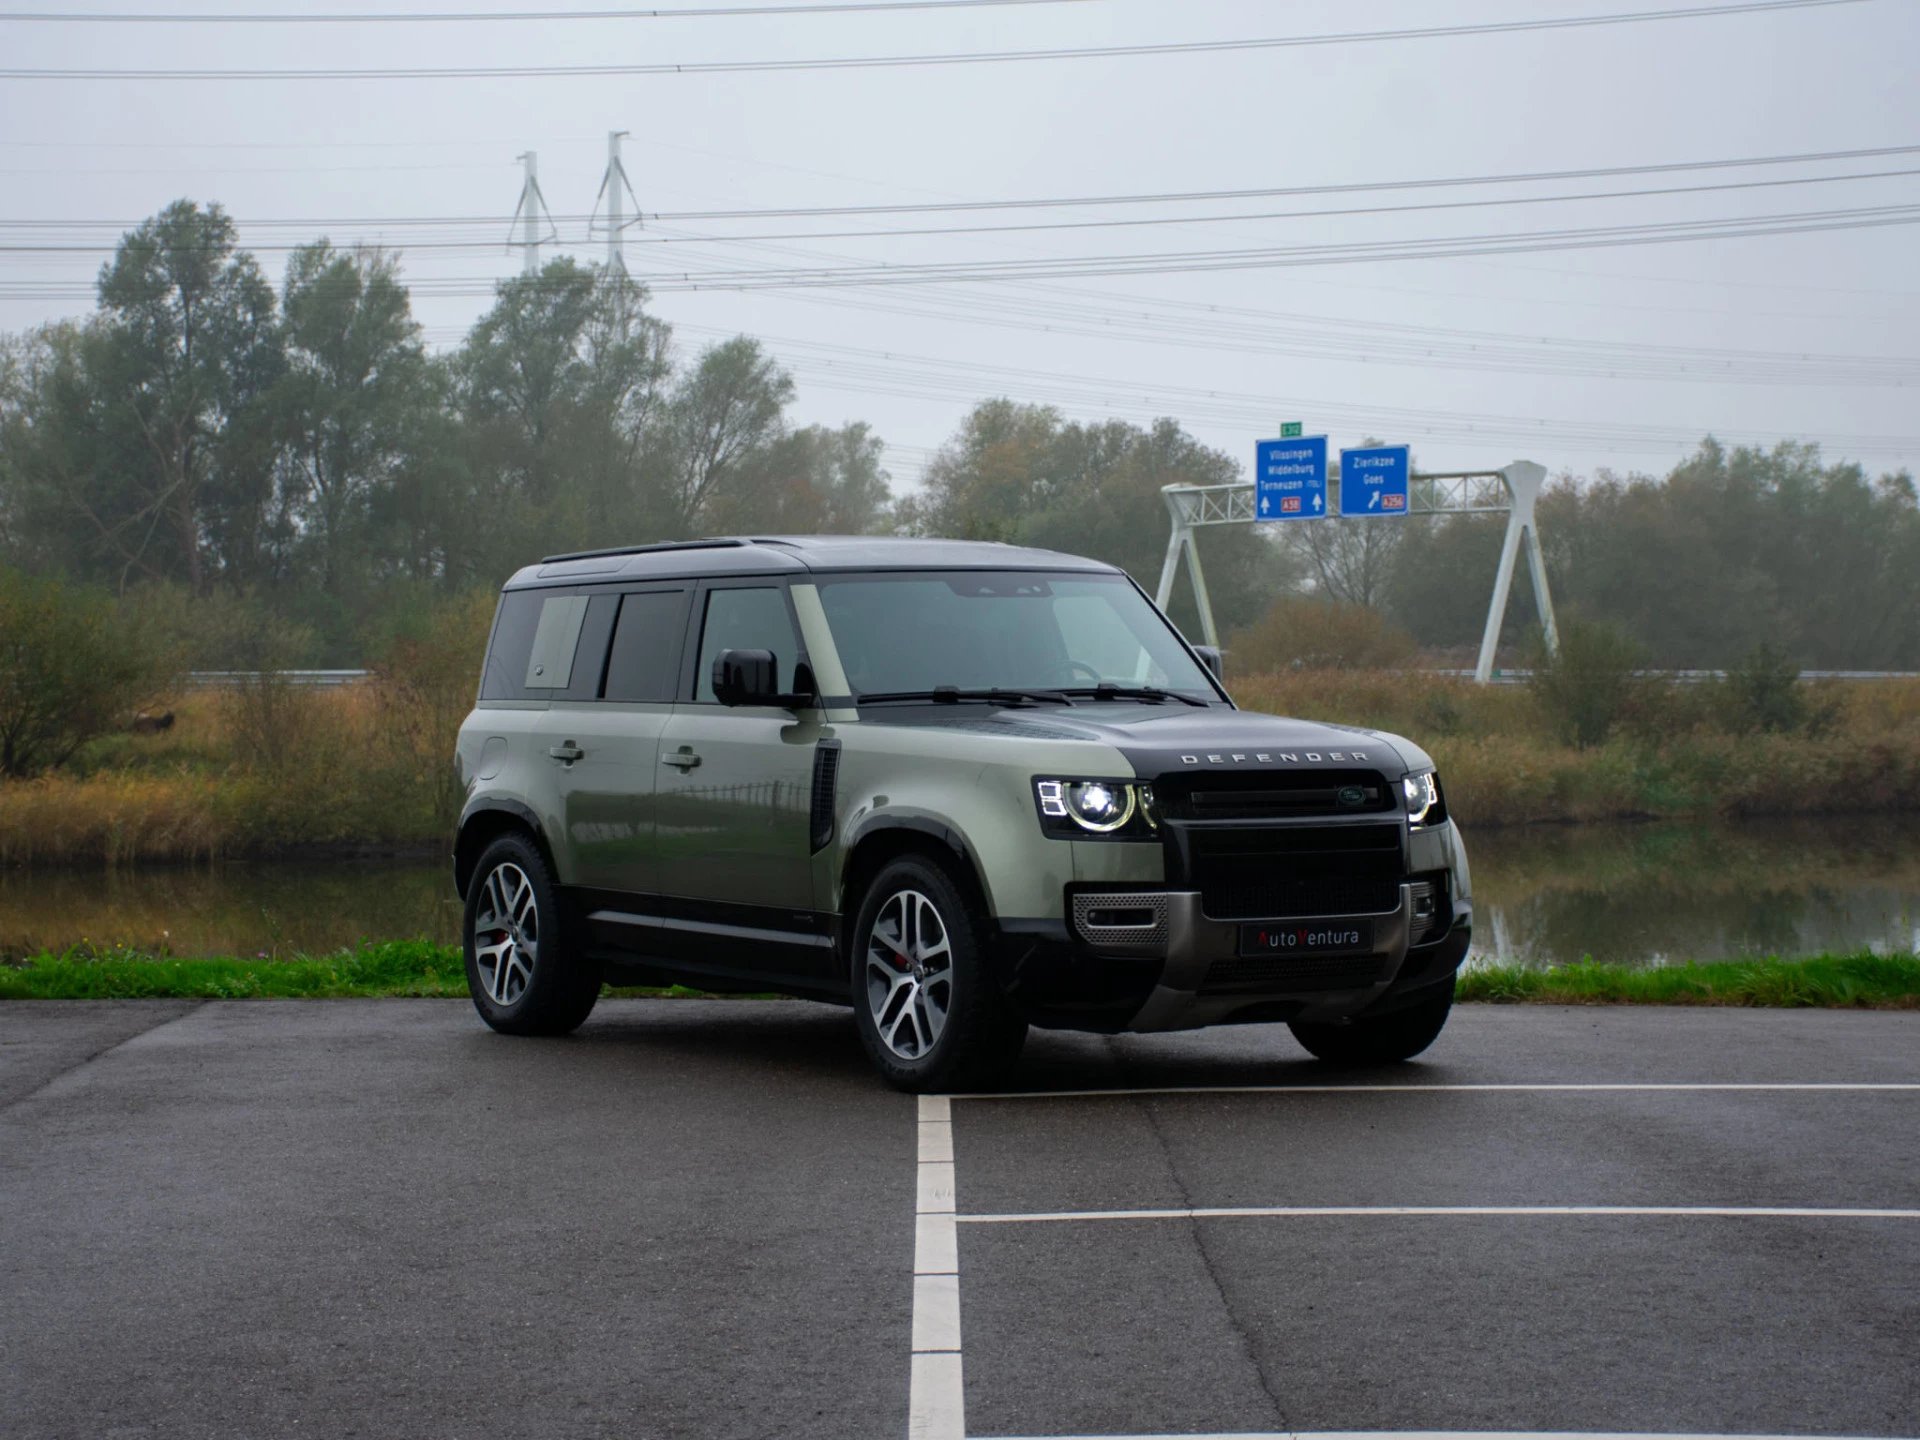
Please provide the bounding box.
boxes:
[473,861,539,1007]
[865,888,952,1060]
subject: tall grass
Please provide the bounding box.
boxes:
[0,685,448,864]
[1232,671,1920,826]
[0,592,491,866]
[4,664,1920,865]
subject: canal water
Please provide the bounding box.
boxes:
[2,817,1917,968]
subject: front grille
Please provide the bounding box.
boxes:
[1155,769,1393,822]
[1199,954,1388,995]
[1181,821,1403,921]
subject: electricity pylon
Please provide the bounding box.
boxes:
[589,130,641,275]
[508,150,558,275]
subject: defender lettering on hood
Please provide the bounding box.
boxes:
[1177,750,1370,765]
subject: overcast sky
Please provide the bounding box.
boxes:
[2,0,1916,496]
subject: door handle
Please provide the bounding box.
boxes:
[662,750,701,771]
[547,741,584,764]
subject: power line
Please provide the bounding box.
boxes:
[9,169,1919,253]
[652,321,1920,458]
[11,203,1914,299]
[644,144,1920,220]
[622,204,1920,288]
[615,168,1920,244]
[13,143,1916,227]
[12,195,1919,271]
[0,0,1111,20]
[0,0,1870,80]
[10,235,1916,389]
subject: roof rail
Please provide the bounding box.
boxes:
[539,538,748,564]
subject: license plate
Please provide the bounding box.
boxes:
[1237,921,1374,958]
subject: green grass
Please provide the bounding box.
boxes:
[1457,951,1920,1009]
[0,940,471,999]
[0,940,753,1000]
[4,942,1919,1008]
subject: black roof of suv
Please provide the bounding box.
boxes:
[509,536,1118,590]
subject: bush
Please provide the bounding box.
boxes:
[1715,641,1837,736]
[1227,596,1418,672]
[0,567,164,777]
[368,590,494,834]
[1529,619,1646,749]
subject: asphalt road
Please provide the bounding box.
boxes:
[1,999,1916,1440]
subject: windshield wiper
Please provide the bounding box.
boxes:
[1058,684,1210,708]
[856,686,1075,707]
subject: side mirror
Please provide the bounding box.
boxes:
[1194,645,1224,682]
[712,649,780,706]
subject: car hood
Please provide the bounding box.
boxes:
[865,702,1433,778]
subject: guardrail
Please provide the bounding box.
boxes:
[186,670,370,688]
[1434,669,1920,686]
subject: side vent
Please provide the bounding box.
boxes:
[809,740,843,853]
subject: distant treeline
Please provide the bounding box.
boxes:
[1,198,1914,668]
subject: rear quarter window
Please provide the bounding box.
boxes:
[481,590,592,701]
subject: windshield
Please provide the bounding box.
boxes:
[816,571,1218,699]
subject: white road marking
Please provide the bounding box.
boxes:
[912,1272,963,1352]
[929,1087,1920,1438]
[957,1204,1920,1225]
[951,1082,1920,1101]
[918,1160,957,1214]
[920,1117,954,1164]
[909,1093,965,1440]
[910,1354,965,1440]
[916,1213,958,1275]
[976,1432,1915,1440]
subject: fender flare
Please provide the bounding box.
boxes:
[453,797,551,899]
[838,812,994,917]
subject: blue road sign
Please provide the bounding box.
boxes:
[1255,436,1328,522]
[1339,444,1410,517]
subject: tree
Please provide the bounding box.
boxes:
[1529,618,1646,748]
[276,243,428,596]
[708,420,894,534]
[455,259,673,553]
[906,401,1297,637]
[660,336,794,535]
[0,567,161,776]
[88,200,283,594]
[1285,450,1406,607]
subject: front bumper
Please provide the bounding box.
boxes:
[992,884,1471,1033]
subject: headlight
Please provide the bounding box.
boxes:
[1403,770,1443,825]
[1034,778,1157,839]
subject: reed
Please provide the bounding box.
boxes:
[3,668,1920,866]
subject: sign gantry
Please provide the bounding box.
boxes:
[1154,459,1559,684]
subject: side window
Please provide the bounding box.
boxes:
[524,594,590,690]
[602,590,687,702]
[695,586,801,702]
[479,590,590,701]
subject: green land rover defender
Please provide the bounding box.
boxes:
[452,536,1471,1091]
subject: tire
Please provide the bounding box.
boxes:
[463,832,602,1037]
[1289,978,1455,1065]
[849,855,1027,1093]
